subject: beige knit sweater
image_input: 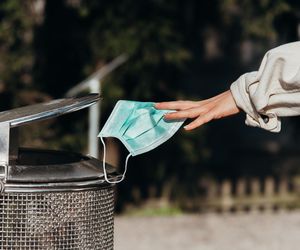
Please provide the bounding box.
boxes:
[230,42,300,133]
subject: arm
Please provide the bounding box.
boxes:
[156,42,300,132]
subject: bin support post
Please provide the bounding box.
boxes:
[0,122,10,167]
[0,122,19,164]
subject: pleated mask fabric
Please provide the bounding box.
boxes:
[98,100,185,183]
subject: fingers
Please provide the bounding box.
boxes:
[184,113,213,130]
[156,90,237,131]
[155,101,199,111]
[164,106,208,120]
[156,96,221,111]
[156,92,228,111]
[163,105,214,130]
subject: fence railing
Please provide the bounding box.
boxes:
[192,176,300,212]
[128,176,300,213]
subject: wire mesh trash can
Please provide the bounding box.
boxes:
[0,94,120,250]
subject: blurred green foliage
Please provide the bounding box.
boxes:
[221,0,290,39]
[0,0,299,210]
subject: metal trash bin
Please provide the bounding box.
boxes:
[0,94,120,249]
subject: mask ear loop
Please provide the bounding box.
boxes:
[100,137,131,184]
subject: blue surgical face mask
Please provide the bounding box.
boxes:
[98,100,185,183]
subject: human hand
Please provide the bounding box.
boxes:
[155,90,240,131]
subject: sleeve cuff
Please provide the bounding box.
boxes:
[230,75,281,133]
[245,113,281,133]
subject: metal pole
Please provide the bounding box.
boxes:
[88,79,101,158]
[65,54,128,158]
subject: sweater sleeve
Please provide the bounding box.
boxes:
[230,41,300,132]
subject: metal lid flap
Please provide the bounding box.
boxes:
[0,94,100,127]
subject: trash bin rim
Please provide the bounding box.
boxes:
[2,179,115,193]
[1,147,121,186]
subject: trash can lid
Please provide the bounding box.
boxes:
[2,148,121,191]
[7,148,120,183]
[0,94,100,127]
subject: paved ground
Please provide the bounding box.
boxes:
[115,212,300,250]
